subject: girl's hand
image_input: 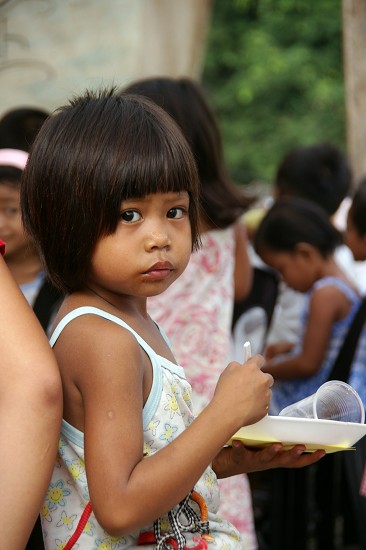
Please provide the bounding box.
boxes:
[213,440,326,479]
[211,355,274,432]
[264,342,294,361]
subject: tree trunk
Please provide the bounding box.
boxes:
[342,0,366,186]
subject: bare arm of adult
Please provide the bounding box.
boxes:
[262,285,350,379]
[234,220,253,301]
[0,256,62,550]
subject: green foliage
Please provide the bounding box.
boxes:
[202,0,346,185]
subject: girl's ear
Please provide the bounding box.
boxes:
[294,242,317,259]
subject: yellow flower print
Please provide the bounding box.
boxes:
[47,480,71,511]
[41,502,52,522]
[108,536,122,542]
[56,510,77,531]
[164,393,181,419]
[55,538,78,550]
[82,520,93,537]
[94,538,114,549]
[58,437,68,455]
[182,388,192,406]
[159,422,178,443]
[143,440,156,457]
[169,382,178,396]
[160,516,170,531]
[67,458,86,481]
[146,419,160,436]
[203,471,216,489]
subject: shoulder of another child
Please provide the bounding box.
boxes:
[312,279,348,297]
[310,280,356,313]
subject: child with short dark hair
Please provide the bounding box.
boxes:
[0,106,49,151]
[0,148,62,333]
[21,89,323,549]
[263,142,357,351]
[254,197,360,414]
[274,142,351,217]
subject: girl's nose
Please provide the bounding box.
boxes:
[145,230,171,251]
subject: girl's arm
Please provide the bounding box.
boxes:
[233,220,253,301]
[262,284,353,379]
[0,256,62,549]
[264,341,295,361]
[59,318,273,537]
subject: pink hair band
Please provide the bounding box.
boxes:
[0,148,28,170]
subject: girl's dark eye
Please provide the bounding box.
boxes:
[167,207,185,219]
[121,210,141,223]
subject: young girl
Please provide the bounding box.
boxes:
[0,148,61,331]
[21,90,323,549]
[0,148,42,301]
[254,197,361,414]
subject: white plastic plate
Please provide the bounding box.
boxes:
[228,415,366,453]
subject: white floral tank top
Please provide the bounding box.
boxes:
[41,307,241,549]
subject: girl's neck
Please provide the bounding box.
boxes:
[85,286,121,311]
[318,256,350,284]
[83,285,149,320]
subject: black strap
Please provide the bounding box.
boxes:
[327,296,366,383]
[32,279,62,331]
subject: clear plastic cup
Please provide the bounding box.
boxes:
[278,380,365,423]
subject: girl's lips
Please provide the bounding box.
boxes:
[144,261,174,280]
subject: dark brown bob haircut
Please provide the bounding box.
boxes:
[21,89,201,294]
[122,77,254,229]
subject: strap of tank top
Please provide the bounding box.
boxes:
[312,276,358,302]
[49,306,156,358]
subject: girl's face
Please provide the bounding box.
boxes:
[260,247,317,293]
[346,216,366,262]
[0,183,33,258]
[88,191,192,300]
